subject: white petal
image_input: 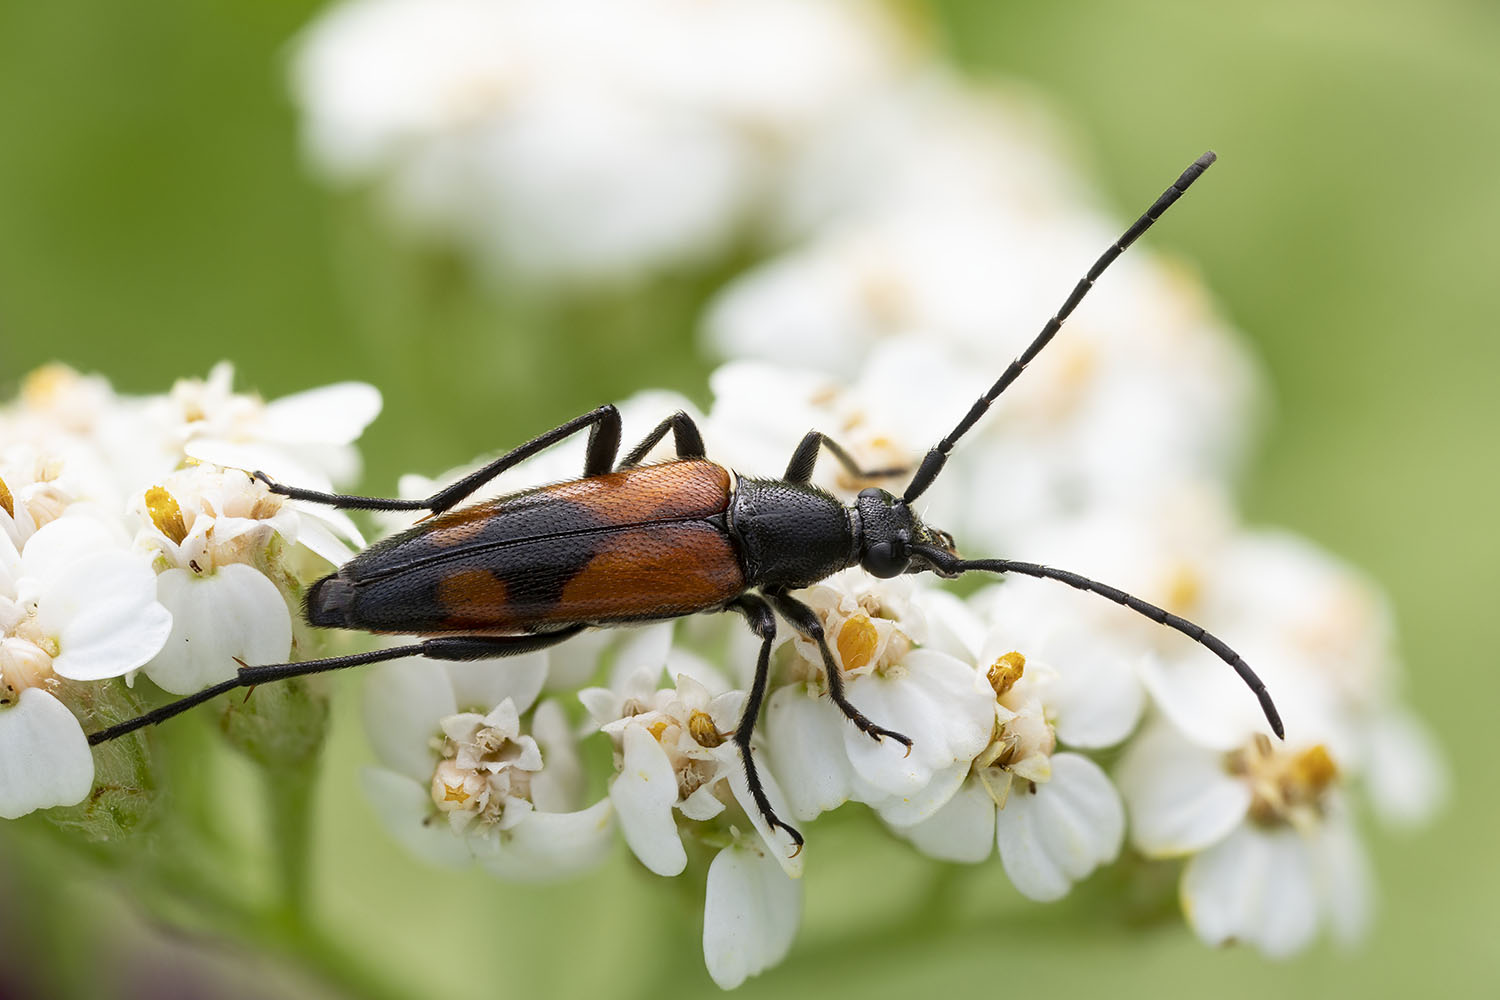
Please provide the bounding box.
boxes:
[1182,824,1319,958]
[1116,722,1250,857]
[680,783,728,822]
[899,777,995,863]
[1313,811,1374,946]
[472,798,615,882]
[995,753,1123,902]
[442,651,547,716]
[362,658,457,781]
[0,689,94,818]
[20,515,124,580]
[871,758,972,827]
[764,685,852,822]
[360,767,471,868]
[262,382,382,445]
[1045,643,1146,749]
[184,440,331,496]
[1140,652,1269,752]
[703,842,802,990]
[606,622,676,691]
[843,650,991,798]
[913,588,985,661]
[288,510,360,567]
[43,553,172,681]
[528,699,583,811]
[144,566,292,695]
[722,744,804,877]
[610,725,686,877]
[1362,707,1448,830]
[544,628,613,691]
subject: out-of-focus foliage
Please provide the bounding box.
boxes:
[0,0,1493,997]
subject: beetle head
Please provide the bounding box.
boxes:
[854,488,958,578]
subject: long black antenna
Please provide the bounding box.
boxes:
[903,151,1218,502]
[912,544,1284,738]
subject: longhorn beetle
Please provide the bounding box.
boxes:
[90,151,1282,848]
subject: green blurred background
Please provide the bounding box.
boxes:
[0,0,1494,996]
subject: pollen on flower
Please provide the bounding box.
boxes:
[145,486,189,546]
[836,613,881,672]
[987,651,1026,698]
[0,476,12,519]
[1228,734,1341,828]
[648,719,670,742]
[431,761,486,816]
[689,710,724,748]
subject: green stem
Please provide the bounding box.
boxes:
[265,758,319,927]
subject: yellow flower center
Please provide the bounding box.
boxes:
[1227,734,1341,828]
[0,476,12,519]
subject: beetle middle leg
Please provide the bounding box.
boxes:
[255,405,624,514]
[783,431,907,484]
[726,594,803,850]
[764,589,913,751]
[86,628,588,746]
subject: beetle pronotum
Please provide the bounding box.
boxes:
[91,152,1281,846]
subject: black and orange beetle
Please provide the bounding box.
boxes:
[90,153,1282,846]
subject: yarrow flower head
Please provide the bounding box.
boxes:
[362,653,613,881]
[581,649,803,990]
[0,363,382,821]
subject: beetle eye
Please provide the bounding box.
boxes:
[863,539,910,578]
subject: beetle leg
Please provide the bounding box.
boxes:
[255,405,623,514]
[617,410,706,469]
[86,628,588,746]
[783,431,907,485]
[764,589,913,751]
[726,595,804,851]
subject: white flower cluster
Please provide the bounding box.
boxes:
[356,386,1442,989]
[290,0,910,282]
[283,0,1447,986]
[0,363,379,822]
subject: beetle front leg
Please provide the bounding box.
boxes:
[783,431,907,485]
[764,589,913,752]
[617,410,706,469]
[726,595,804,851]
[256,405,623,514]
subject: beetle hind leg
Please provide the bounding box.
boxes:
[617,410,706,469]
[727,595,804,851]
[765,589,913,752]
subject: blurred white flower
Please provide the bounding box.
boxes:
[290,0,909,283]
[772,72,1086,239]
[362,654,613,881]
[1118,721,1372,957]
